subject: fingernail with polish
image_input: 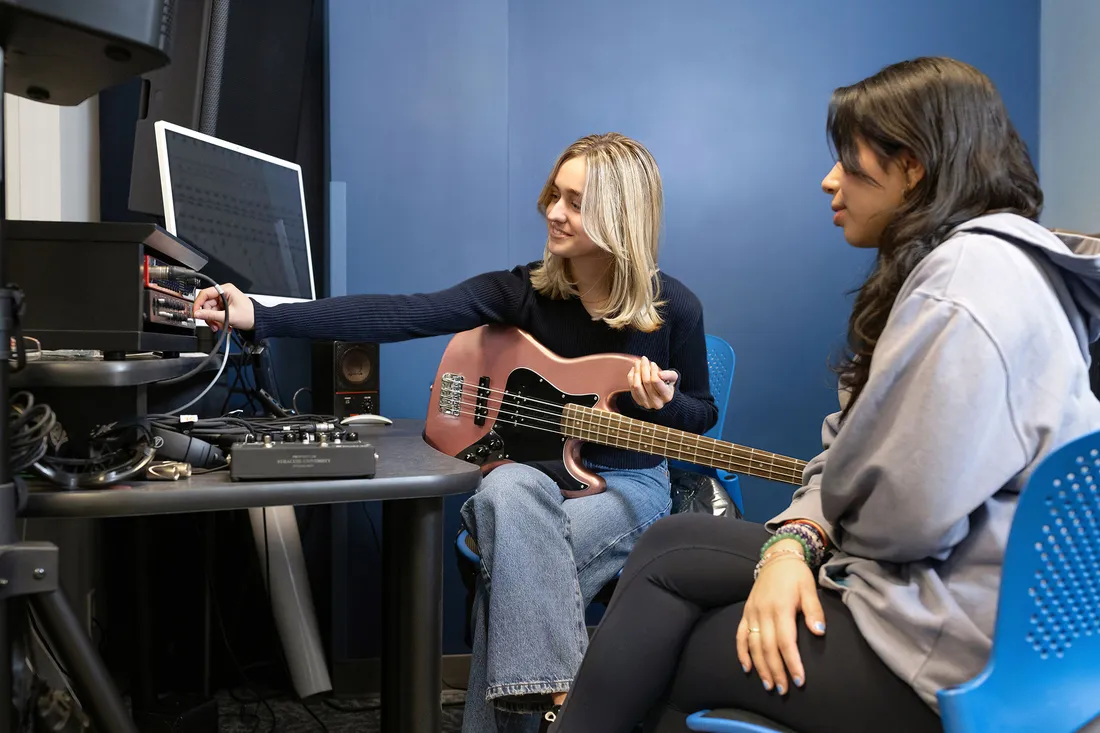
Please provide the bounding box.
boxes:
[776,684,786,695]
[762,680,772,691]
[741,663,750,673]
[793,676,803,688]
[814,622,826,633]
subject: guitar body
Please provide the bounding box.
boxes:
[424,325,635,497]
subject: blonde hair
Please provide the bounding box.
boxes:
[530,133,665,332]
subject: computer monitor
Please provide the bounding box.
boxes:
[154,120,317,307]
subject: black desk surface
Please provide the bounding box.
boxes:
[11,353,213,388]
[22,419,481,519]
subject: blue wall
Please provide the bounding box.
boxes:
[328,0,1039,657]
[1040,0,1100,232]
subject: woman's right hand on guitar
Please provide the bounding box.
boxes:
[193,283,254,332]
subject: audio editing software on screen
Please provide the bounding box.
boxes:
[165,132,312,299]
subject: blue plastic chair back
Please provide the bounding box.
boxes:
[686,709,795,732]
[703,334,736,440]
[938,429,1100,733]
[669,334,742,513]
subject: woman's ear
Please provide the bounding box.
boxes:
[900,149,925,189]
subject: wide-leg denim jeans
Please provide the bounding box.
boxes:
[459,460,672,733]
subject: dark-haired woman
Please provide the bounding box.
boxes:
[548,57,1100,733]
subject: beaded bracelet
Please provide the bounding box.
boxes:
[760,521,827,570]
[786,520,827,556]
[780,521,826,568]
[753,548,804,580]
[792,518,830,548]
[760,532,812,565]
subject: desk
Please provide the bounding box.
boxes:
[24,419,481,733]
[10,352,213,389]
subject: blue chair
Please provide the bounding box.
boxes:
[455,335,741,633]
[685,711,796,733]
[938,428,1100,733]
[687,428,1100,733]
[672,333,742,515]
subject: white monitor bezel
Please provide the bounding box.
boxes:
[153,120,317,308]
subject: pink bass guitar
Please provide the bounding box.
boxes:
[424,325,807,498]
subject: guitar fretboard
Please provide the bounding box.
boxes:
[560,404,806,485]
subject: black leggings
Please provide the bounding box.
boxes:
[553,514,943,733]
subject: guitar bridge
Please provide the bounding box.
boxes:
[439,373,464,417]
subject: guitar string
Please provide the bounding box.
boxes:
[439,375,576,412]
[442,393,805,482]
[444,404,803,482]
[441,379,807,472]
[445,388,806,478]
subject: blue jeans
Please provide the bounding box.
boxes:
[459,460,672,733]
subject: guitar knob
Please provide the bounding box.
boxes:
[474,444,490,458]
[487,436,503,451]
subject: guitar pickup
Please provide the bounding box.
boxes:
[474,376,491,426]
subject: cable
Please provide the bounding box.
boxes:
[206,513,278,732]
[26,602,85,710]
[234,331,264,415]
[262,508,270,604]
[218,351,247,416]
[322,698,380,713]
[217,334,264,417]
[149,268,233,416]
[31,416,154,489]
[161,332,230,417]
[261,508,275,726]
[357,503,382,559]
[28,610,70,681]
[300,699,329,731]
[213,599,277,733]
[192,463,230,475]
[291,387,312,415]
[9,392,56,472]
[154,269,228,383]
[257,339,284,406]
[143,414,342,450]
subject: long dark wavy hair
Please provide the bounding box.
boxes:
[829,57,1043,417]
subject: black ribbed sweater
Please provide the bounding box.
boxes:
[252,263,717,469]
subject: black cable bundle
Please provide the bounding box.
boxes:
[10,392,56,473]
[10,392,155,488]
[145,413,342,449]
[32,419,155,489]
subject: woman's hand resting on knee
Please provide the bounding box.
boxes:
[736,539,827,695]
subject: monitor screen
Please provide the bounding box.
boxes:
[154,121,316,306]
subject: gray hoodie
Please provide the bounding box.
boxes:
[768,213,1100,710]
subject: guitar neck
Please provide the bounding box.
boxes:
[561,404,806,486]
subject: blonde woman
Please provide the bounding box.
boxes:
[194,133,719,732]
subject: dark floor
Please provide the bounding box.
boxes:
[217,689,466,732]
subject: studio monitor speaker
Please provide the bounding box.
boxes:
[311,341,379,418]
